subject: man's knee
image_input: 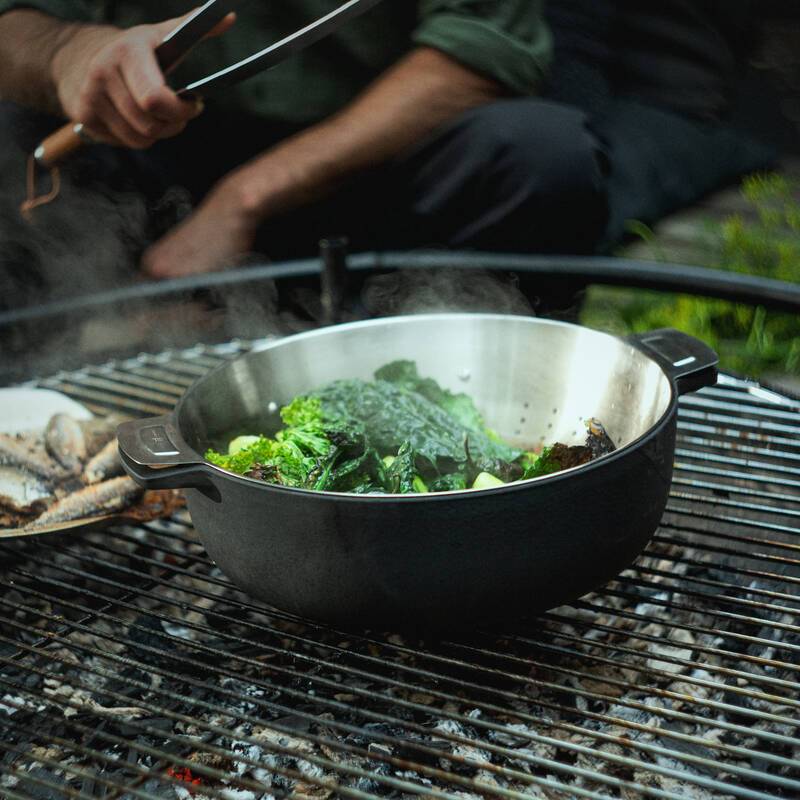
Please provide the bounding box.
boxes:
[456,98,606,203]
[427,98,609,251]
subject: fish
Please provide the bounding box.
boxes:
[0,432,67,483]
[0,465,54,513]
[81,438,123,484]
[78,414,126,457]
[44,413,87,474]
[25,476,142,530]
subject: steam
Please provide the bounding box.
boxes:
[361,267,535,318]
[1,108,544,381]
[1,168,152,318]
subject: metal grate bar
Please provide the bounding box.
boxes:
[673,460,800,489]
[83,367,188,397]
[49,528,800,646]
[652,532,800,572]
[36,381,170,416]
[9,532,797,720]
[678,394,800,423]
[674,449,800,479]
[678,421,800,451]
[2,561,798,791]
[0,611,790,800]
[15,529,800,708]
[671,475,800,506]
[112,523,800,629]
[3,343,798,800]
[4,544,785,752]
[668,490,800,520]
[591,582,800,639]
[677,407,800,438]
[0,635,651,800]
[694,384,800,408]
[9,538,798,732]
[48,532,800,704]
[0,695,370,800]
[677,434,800,466]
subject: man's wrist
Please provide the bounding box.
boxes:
[225,155,309,227]
[49,22,116,114]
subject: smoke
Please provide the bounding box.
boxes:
[361,266,536,318]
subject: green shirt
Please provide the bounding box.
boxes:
[0,1,550,123]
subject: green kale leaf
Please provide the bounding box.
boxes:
[312,377,521,476]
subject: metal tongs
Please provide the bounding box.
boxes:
[23,0,383,215]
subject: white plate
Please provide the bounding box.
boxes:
[0,388,92,435]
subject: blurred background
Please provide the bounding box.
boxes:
[581,3,800,390]
[1,2,798,388]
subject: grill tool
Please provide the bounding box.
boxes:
[22,0,383,213]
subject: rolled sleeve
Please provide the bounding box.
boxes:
[0,1,93,22]
[413,1,551,95]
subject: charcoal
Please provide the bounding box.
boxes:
[12,767,69,799]
[349,774,383,794]
[139,778,181,798]
[137,716,177,733]
[721,684,757,726]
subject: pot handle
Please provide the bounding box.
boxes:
[117,414,219,497]
[627,328,719,395]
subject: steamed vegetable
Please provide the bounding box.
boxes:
[205,361,615,494]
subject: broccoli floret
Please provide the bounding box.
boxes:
[206,436,276,475]
[280,396,325,428]
[205,396,335,488]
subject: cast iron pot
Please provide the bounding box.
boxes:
[117,314,718,629]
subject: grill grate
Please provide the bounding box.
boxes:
[1,340,798,800]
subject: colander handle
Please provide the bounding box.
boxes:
[627,329,719,395]
[117,414,219,496]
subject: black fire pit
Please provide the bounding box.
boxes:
[1,338,799,800]
[1,254,799,799]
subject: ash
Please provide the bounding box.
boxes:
[1,503,798,800]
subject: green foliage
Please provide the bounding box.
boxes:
[383,441,419,494]
[206,362,613,493]
[205,395,335,486]
[205,422,331,488]
[280,396,325,428]
[313,372,521,474]
[582,173,800,376]
[520,447,564,480]
[375,360,486,433]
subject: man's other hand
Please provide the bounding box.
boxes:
[51,8,234,149]
[141,176,260,279]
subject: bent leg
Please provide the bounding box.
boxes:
[393,97,610,254]
[591,98,777,251]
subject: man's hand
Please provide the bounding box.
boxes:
[51,11,234,149]
[0,7,233,147]
[141,176,261,279]
[141,46,504,278]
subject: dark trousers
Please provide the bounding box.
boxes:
[0,95,773,310]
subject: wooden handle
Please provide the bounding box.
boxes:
[34,122,88,168]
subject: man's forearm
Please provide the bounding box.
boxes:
[0,10,78,113]
[230,47,507,222]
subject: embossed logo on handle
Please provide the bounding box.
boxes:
[140,425,181,457]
